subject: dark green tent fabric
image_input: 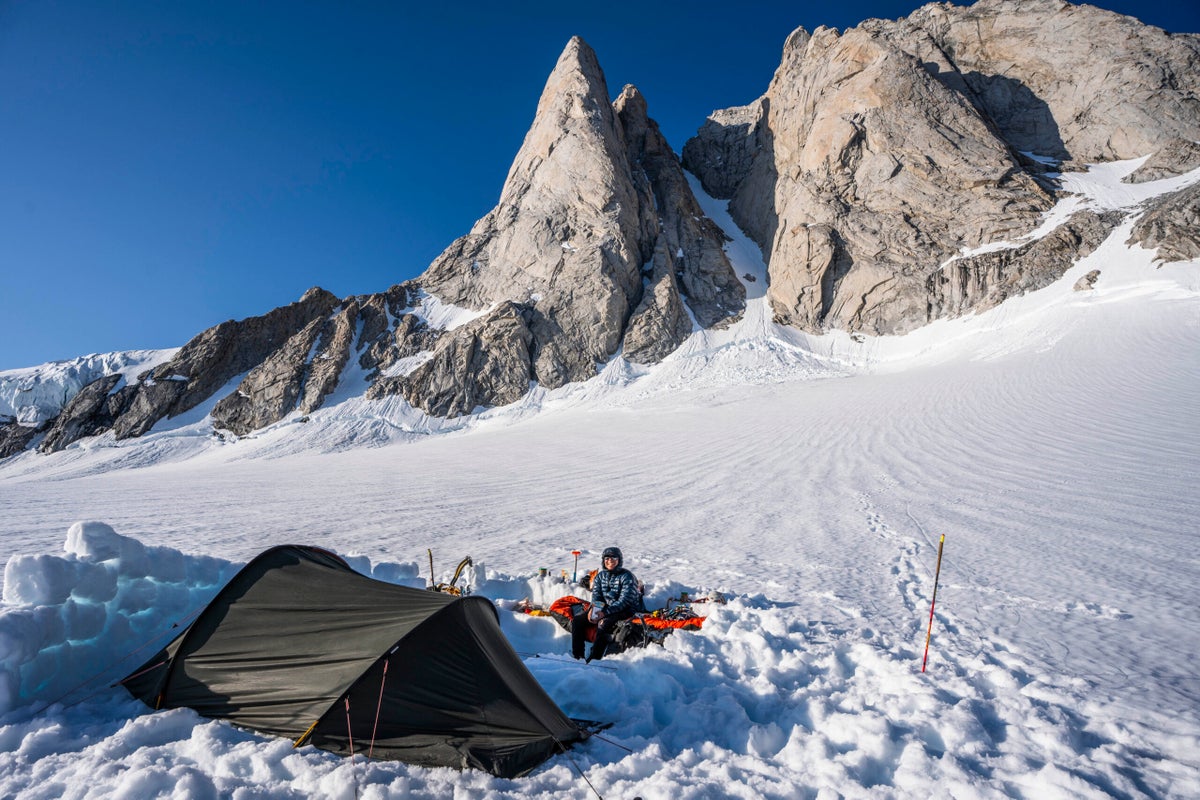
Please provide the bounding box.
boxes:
[123,545,583,778]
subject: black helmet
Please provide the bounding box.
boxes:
[601,547,623,568]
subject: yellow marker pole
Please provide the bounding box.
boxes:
[921,534,946,673]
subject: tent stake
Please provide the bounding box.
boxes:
[921,534,946,673]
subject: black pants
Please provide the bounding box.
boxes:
[572,608,633,661]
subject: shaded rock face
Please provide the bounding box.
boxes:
[35,283,446,449]
[685,0,1200,335]
[0,420,41,459]
[37,375,127,453]
[1125,139,1200,184]
[615,85,744,359]
[928,210,1121,317]
[1128,182,1200,263]
[681,99,770,211]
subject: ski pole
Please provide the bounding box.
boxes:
[571,550,581,583]
[921,534,945,673]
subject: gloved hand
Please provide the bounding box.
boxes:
[589,606,606,623]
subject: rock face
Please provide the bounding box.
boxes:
[684,0,1200,335]
[114,287,343,440]
[416,37,743,394]
[370,302,534,418]
[6,2,1199,460]
[1125,139,1200,184]
[0,420,40,459]
[38,289,341,452]
[38,374,126,453]
[900,0,1200,164]
[1128,182,1200,263]
[928,210,1121,316]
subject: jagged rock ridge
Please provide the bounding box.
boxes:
[3,1,1197,459]
[9,36,743,453]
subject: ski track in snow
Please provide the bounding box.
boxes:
[0,160,1198,798]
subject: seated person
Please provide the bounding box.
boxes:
[572,546,640,662]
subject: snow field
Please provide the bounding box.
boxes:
[0,157,1197,797]
[3,493,1198,799]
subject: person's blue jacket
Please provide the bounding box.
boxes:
[591,566,640,616]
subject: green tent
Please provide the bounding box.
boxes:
[123,545,584,778]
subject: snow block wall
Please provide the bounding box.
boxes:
[0,523,436,717]
[0,522,237,715]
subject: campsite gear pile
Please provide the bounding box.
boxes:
[521,590,720,657]
[121,545,589,779]
[427,549,472,595]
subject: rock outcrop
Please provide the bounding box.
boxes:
[1074,269,1101,291]
[684,0,1200,335]
[1,419,43,459]
[38,374,127,453]
[388,37,743,408]
[1125,138,1200,184]
[371,302,534,418]
[928,210,1120,317]
[6,2,1197,460]
[38,289,341,452]
[1128,181,1200,263]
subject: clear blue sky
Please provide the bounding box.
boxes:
[2,0,1196,370]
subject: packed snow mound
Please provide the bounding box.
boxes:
[0,522,235,715]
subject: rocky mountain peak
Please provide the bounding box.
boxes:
[4,1,1196,460]
[685,0,1200,335]
[415,36,741,392]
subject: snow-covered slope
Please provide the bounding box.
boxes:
[0,161,1197,798]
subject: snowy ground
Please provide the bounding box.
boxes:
[1,161,1198,798]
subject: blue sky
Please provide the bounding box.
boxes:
[2,0,1197,370]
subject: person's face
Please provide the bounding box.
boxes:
[603,556,618,569]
